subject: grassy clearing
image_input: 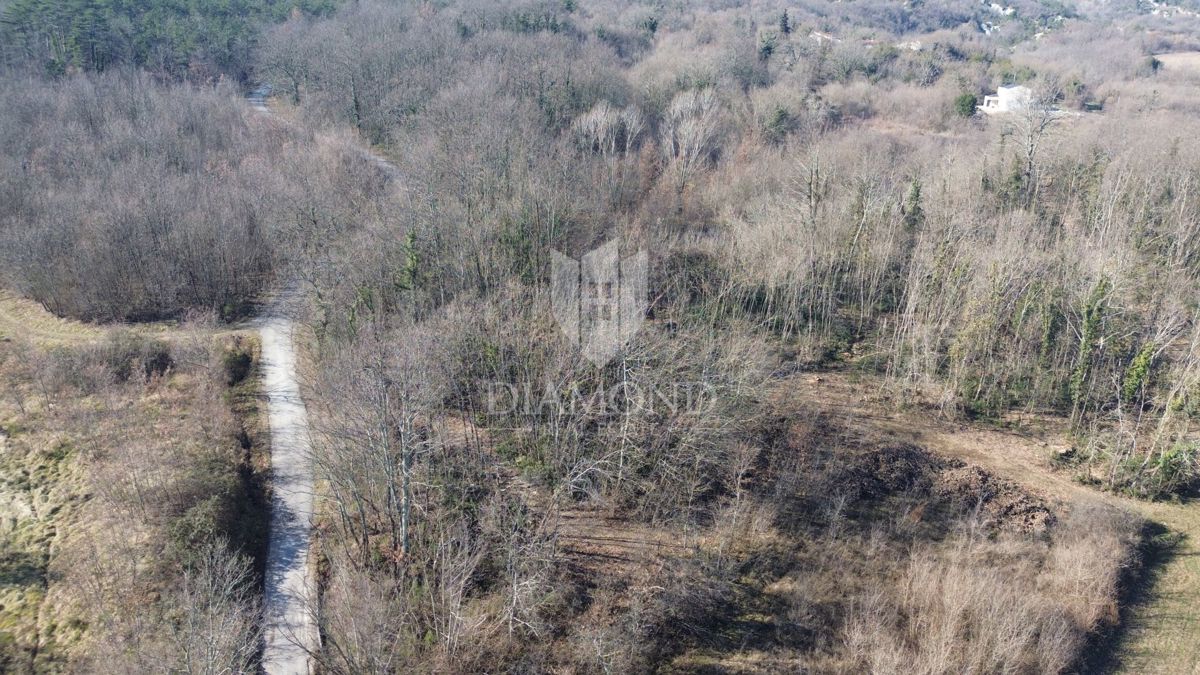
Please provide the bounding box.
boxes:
[0,424,84,673]
[0,292,99,347]
[0,294,269,671]
[781,370,1200,674]
[1107,502,1200,673]
[1154,52,1200,74]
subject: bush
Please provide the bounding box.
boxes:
[99,330,173,382]
[169,495,235,566]
[954,92,978,117]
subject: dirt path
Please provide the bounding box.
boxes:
[242,90,319,673]
[248,89,398,673]
[257,306,317,675]
[782,373,1200,674]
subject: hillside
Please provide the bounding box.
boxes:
[5,0,1200,672]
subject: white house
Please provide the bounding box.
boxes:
[980,85,1033,114]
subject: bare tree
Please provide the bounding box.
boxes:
[168,543,262,675]
[660,88,724,187]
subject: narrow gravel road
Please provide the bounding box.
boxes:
[248,85,318,674]
[258,309,317,675]
[248,86,400,673]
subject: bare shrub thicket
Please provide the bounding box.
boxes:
[0,0,1183,670]
[844,504,1140,674]
[0,71,384,322]
[718,102,1200,497]
[245,1,1170,671]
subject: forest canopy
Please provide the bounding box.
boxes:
[0,0,338,79]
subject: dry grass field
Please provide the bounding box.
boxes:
[780,371,1200,674]
[0,294,268,672]
[1154,51,1200,74]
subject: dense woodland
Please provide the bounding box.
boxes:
[4,0,1200,672]
[0,0,336,79]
